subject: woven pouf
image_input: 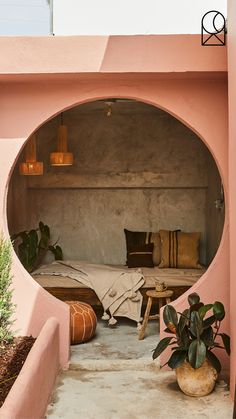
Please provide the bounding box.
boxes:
[65,301,97,344]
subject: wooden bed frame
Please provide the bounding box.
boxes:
[45,285,191,309]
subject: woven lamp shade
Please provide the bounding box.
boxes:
[66,301,97,344]
[19,135,43,176]
[50,124,73,166]
[19,161,43,176]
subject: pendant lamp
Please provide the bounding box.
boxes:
[50,114,73,166]
[19,134,43,176]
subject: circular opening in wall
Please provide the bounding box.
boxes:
[7,99,225,298]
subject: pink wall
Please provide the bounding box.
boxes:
[228,0,236,398]
[0,35,226,75]
[0,36,228,371]
[0,317,60,419]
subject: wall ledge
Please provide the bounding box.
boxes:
[0,317,60,419]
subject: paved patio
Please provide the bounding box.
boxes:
[46,319,233,419]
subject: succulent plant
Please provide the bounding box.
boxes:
[12,221,63,273]
[152,292,230,373]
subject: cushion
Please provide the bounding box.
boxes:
[65,301,97,344]
[127,243,154,268]
[124,229,161,265]
[151,232,161,266]
[159,230,201,269]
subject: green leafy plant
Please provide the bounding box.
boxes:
[0,234,15,344]
[12,221,63,273]
[153,292,230,373]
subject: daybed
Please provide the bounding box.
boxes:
[32,228,205,317]
[33,264,205,307]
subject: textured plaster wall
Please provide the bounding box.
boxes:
[8,101,223,266]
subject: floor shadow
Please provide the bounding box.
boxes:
[167,380,180,393]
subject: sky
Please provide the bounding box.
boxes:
[0,0,227,36]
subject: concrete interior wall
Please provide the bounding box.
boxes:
[7,100,224,266]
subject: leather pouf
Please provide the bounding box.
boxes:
[66,301,97,344]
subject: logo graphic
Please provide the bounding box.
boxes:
[201,11,226,46]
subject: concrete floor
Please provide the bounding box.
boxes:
[46,319,233,419]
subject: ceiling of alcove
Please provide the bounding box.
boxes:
[64,99,168,116]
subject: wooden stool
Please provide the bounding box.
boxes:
[138,289,173,340]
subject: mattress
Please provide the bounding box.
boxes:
[32,264,205,289]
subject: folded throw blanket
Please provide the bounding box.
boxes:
[34,260,145,326]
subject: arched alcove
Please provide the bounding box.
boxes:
[7,99,225,298]
[0,74,228,369]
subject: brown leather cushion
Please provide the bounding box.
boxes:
[124,229,161,265]
[66,301,97,344]
[127,243,154,268]
[159,230,201,269]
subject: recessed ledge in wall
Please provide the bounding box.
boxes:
[26,171,208,190]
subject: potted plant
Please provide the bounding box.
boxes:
[12,221,63,273]
[153,292,230,397]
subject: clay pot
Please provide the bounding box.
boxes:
[175,360,218,397]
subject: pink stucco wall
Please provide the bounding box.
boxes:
[0,36,229,370]
[228,0,236,398]
[0,317,60,419]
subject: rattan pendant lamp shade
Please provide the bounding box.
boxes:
[19,134,43,176]
[50,114,73,166]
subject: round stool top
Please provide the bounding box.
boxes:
[146,289,174,298]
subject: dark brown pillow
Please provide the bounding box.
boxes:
[124,229,161,265]
[127,243,154,268]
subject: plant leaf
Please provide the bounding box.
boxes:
[178,309,189,334]
[203,315,216,328]
[19,231,29,244]
[39,230,49,250]
[213,302,225,321]
[177,327,190,350]
[18,243,29,270]
[190,302,204,312]
[188,339,206,369]
[206,350,221,373]
[188,293,200,306]
[168,350,187,369]
[164,327,175,334]
[199,304,213,320]
[49,245,63,260]
[163,305,178,333]
[152,337,173,360]
[190,311,203,338]
[39,221,44,232]
[201,327,214,347]
[219,333,230,355]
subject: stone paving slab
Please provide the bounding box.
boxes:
[47,320,233,419]
[47,370,233,419]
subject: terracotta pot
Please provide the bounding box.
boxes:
[175,360,218,397]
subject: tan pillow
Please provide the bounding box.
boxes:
[150,232,161,266]
[159,230,201,269]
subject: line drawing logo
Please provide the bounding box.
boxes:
[201,11,226,46]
